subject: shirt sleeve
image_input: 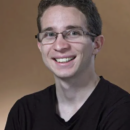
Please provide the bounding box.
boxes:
[99,101,130,130]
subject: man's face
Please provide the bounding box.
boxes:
[38,5,98,79]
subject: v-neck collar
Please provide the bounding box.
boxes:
[50,76,106,126]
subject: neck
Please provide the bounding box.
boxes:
[54,69,100,106]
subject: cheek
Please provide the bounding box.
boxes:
[83,39,94,54]
[78,43,94,64]
[73,42,93,56]
[41,45,52,60]
[43,45,52,54]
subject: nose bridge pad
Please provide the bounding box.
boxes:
[62,32,66,40]
[53,32,70,51]
[56,32,66,41]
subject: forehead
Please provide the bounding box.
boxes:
[40,5,87,31]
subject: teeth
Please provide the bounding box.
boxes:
[55,57,75,63]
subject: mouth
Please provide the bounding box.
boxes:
[53,56,76,63]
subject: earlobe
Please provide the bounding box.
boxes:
[93,35,104,55]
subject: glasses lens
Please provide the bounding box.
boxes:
[39,31,56,44]
[65,29,83,42]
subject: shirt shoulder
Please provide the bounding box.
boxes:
[5,84,55,130]
[101,77,130,105]
[17,84,55,111]
[97,77,130,129]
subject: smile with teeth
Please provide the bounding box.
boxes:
[54,57,75,63]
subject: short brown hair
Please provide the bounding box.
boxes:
[37,0,102,37]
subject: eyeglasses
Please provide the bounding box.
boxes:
[35,28,97,45]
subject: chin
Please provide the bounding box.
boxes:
[53,71,76,79]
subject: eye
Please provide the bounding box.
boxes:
[67,30,83,37]
[42,31,56,38]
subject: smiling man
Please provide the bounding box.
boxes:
[5,0,130,130]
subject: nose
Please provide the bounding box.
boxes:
[53,34,70,52]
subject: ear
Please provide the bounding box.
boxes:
[93,35,104,55]
[37,42,42,52]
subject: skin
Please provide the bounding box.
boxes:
[38,5,104,121]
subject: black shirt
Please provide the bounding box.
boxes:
[5,77,130,130]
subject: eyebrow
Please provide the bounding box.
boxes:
[40,25,83,33]
[65,25,83,30]
[41,27,54,32]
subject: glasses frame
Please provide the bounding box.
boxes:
[35,28,97,44]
